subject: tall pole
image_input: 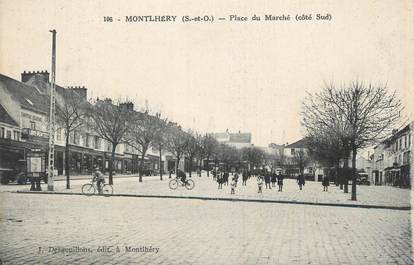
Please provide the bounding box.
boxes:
[48,29,57,191]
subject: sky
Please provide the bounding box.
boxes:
[1,0,413,147]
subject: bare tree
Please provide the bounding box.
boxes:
[292,148,310,177]
[152,116,168,181]
[56,90,86,189]
[127,111,163,182]
[184,130,199,177]
[302,81,402,200]
[88,99,133,185]
[165,123,188,175]
[201,134,219,176]
[241,146,266,172]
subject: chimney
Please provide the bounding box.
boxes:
[120,102,134,111]
[67,86,87,100]
[21,70,50,83]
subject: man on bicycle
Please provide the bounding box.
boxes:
[177,169,187,186]
[93,167,105,194]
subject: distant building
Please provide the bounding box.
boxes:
[371,122,412,187]
[283,138,317,179]
[210,130,252,149]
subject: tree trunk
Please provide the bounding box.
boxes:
[139,148,148,182]
[175,155,180,177]
[351,147,357,201]
[159,145,163,181]
[206,155,210,176]
[109,143,116,185]
[335,161,340,186]
[65,132,70,189]
[344,158,349,193]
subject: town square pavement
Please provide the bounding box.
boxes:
[0,175,413,264]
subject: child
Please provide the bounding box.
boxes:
[230,177,236,194]
[257,176,263,193]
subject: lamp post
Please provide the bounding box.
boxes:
[47,29,57,191]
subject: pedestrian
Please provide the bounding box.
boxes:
[322,175,330,191]
[230,177,236,194]
[277,172,283,192]
[297,174,305,190]
[197,168,201,177]
[234,172,239,187]
[264,170,271,189]
[223,171,229,186]
[217,171,223,190]
[271,171,277,187]
[257,176,263,193]
[242,170,248,186]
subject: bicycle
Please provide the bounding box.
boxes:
[81,180,113,196]
[169,177,195,190]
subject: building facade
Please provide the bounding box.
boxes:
[0,71,171,182]
[371,123,412,187]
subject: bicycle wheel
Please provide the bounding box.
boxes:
[185,179,195,190]
[102,184,113,196]
[169,179,178,190]
[82,184,95,195]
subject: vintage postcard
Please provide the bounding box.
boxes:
[0,1,413,264]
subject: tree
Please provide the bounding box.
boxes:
[306,130,349,188]
[201,134,219,176]
[184,130,199,177]
[302,81,402,200]
[241,146,266,172]
[292,148,310,177]
[88,99,133,185]
[127,111,161,182]
[165,123,188,175]
[56,90,86,189]
[152,116,168,181]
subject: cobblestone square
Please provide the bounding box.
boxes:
[0,189,412,264]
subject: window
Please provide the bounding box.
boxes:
[291,149,295,155]
[0,127,4,138]
[404,135,408,149]
[30,121,36,130]
[95,136,101,149]
[56,128,61,141]
[107,141,112,152]
[85,134,90,147]
[6,130,12,139]
[13,131,19,141]
[74,131,80,145]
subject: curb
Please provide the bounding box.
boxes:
[13,191,410,211]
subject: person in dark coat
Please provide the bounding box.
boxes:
[297,174,305,190]
[322,175,330,191]
[264,171,271,189]
[223,172,229,186]
[242,170,248,186]
[217,171,223,190]
[277,172,284,192]
[271,171,277,187]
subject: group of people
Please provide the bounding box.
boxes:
[256,170,285,193]
[213,169,285,194]
[213,168,331,194]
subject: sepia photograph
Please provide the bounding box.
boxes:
[0,0,413,264]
